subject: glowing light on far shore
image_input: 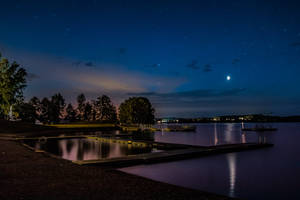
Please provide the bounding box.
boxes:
[227,75,231,81]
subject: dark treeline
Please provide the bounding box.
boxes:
[17,93,118,124]
[15,94,156,125]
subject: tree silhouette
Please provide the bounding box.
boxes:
[39,94,65,123]
[65,103,77,122]
[119,97,155,125]
[84,102,93,121]
[15,102,37,123]
[49,93,65,123]
[76,93,86,120]
[94,95,117,123]
[40,97,51,123]
[29,96,41,120]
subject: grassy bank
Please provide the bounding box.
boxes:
[0,120,55,134]
[46,123,117,128]
[0,120,121,137]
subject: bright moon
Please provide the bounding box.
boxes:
[226,75,231,81]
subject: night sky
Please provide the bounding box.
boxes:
[1,0,300,117]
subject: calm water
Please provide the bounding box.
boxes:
[154,123,271,146]
[121,123,300,200]
[24,138,160,161]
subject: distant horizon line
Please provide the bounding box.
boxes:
[157,114,300,119]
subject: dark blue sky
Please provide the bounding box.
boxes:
[1,0,300,117]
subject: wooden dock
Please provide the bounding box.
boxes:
[15,135,97,140]
[17,135,274,168]
[73,143,273,167]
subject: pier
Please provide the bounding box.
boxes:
[16,135,274,168]
[72,138,273,167]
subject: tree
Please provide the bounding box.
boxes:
[76,93,86,120]
[91,100,97,121]
[0,53,27,119]
[94,95,117,123]
[39,94,65,123]
[14,97,40,123]
[83,102,93,121]
[40,97,51,123]
[119,97,155,125]
[29,97,40,111]
[28,96,41,120]
[65,103,77,122]
[49,93,65,123]
[15,102,37,123]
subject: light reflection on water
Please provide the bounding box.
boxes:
[25,138,159,161]
[154,123,272,146]
[227,153,236,197]
[121,123,300,200]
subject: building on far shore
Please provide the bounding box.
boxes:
[156,114,300,123]
[158,118,179,123]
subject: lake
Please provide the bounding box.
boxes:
[24,138,161,161]
[120,123,300,200]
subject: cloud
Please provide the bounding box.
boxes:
[289,42,300,47]
[72,61,81,66]
[26,73,40,81]
[127,88,246,99]
[127,92,157,96]
[172,71,180,76]
[119,48,127,55]
[232,58,240,64]
[126,88,298,118]
[3,42,300,117]
[186,60,200,69]
[127,88,300,117]
[127,88,251,117]
[85,62,94,67]
[66,70,145,93]
[145,63,160,68]
[203,64,212,72]
[2,50,185,102]
[72,61,95,68]
[63,66,185,95]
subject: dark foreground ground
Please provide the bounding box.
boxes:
[0,139,234,200]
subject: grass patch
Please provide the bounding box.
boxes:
[46,123,117,128]
[0,120,55,134]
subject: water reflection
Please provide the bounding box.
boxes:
[214,123,218,145]
[257,132,268,144]
[153,123,276,197]
[154,123,274,146]
[241,132,246,144]
[227,153,237,197]
[224,123,235,143]
[122,123,288,200]
[25,138,159,161]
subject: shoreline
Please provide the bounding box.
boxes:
[0,139,235,200]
